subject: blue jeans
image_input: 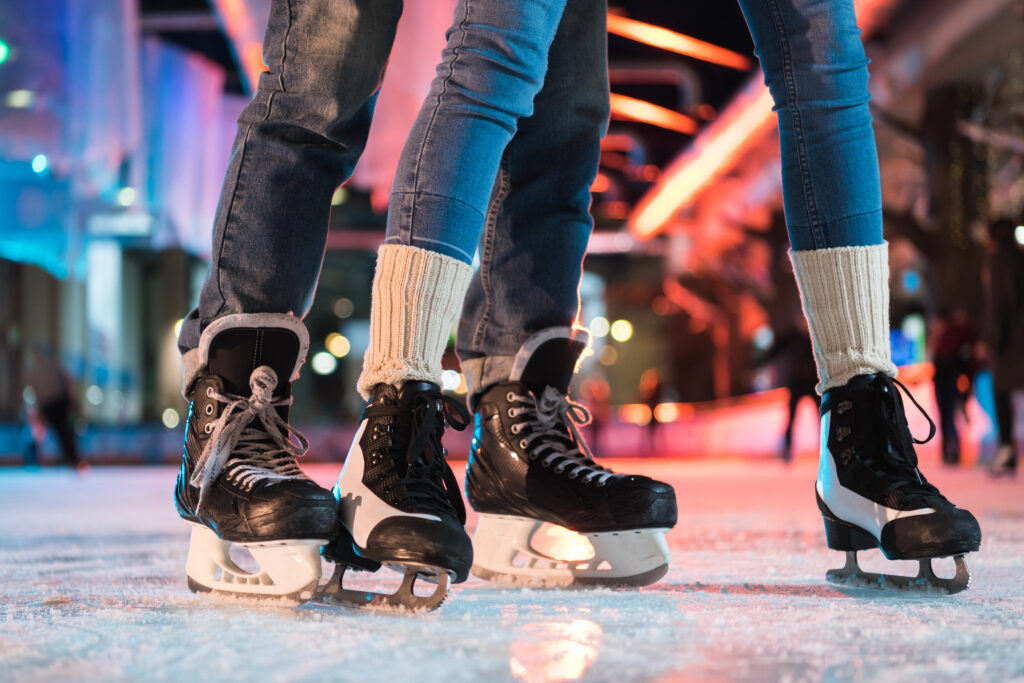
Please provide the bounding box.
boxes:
[736,0,883,250]
[178,0,608,404]
[178,0,405,356]
[382,0,607,395]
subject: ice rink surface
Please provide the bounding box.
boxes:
[1,460,1022,682]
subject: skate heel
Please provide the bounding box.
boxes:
[821,515,877,551]
[321,524,382,572]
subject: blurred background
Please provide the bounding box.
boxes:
[1,0,1022,467]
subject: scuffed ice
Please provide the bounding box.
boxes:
[1,461,1023,682]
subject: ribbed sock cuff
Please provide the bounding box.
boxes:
[790,243,898,394]
[357,244,474,398]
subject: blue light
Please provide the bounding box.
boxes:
[31,154,48,174]
[901,269,920,295]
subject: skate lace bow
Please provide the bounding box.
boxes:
[858,375,938,499]
[190,366,308,510]
[511,386,617,485]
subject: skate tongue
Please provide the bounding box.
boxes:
[511,330,588,397]
[207,327,301,397]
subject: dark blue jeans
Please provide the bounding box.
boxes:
[178,0,607,405]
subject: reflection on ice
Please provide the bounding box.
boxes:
[529,523,595,562]
[509,620,603,683]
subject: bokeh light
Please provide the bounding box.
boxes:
[610,319,633,342]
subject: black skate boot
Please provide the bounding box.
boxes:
[467,328,677,588]
[816,373,981,594]
[175,314,338,605]
[320,381,472,612]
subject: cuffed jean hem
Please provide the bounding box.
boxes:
[386,191,484,265]
[461,354,516,411]
[789,208,884,251]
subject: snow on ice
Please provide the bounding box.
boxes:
[1,460,1022,682]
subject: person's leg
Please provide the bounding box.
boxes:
[934,364,961,463]
[991,389,1017,474]
[39,400,79,468]
[178,0,403,384]
[783,388,800,460]
[455,0,606,399]
[458,0,676,589]
[357,0,569,395]
[737,0,980,591]
[173,0,403,605]
[331,0,573,610]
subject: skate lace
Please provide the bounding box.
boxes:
[507,386,618,486]
[190,366,308,511]
[365,388,470,522]
[848,375,940,502]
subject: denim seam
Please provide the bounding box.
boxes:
[406,1,472,236]
[389,190,486,217]
[472,152,511,348]
[765,0,824,249]
[385,235,476,264]
[210,2,291,323]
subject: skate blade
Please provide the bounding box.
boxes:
[825,551,971,595]
[472,514,671,588]
[184,524,326,605]
[315,563,451,613]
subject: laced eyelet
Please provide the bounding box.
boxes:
[203,423,213,434]
[507,408,516,418]
[596,480,607,487]
[206,387,213,398]
[519,439,527,449]
[204,404,214,416]
[511,424,520,434]
[554,466,565,474]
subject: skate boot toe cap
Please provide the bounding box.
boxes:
[605,477,678,529]
[880,507,982,560]
[238,481,339,540]
[363,515,474,583]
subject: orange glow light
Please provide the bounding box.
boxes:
[609,93,698,134]
[629,84,775,238]
[627,0,902,239]
[590,172,610,193]
[607,14,753,71]
[619,403,653,426]
[531,523,595,562]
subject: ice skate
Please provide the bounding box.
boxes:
[175,315,338,605]
[318,381,473,612]
[816,373,981,594]
[467,329,677,588]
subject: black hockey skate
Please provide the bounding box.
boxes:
[175,314,338,605]
[816,373,981,594]
[467,328,677,588]
[318,381,472,612]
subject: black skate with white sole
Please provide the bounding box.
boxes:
[467,328,677,588]
[816,373,981,594]
[175,315,338,605]
[319,381,472,612]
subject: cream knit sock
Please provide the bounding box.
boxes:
[790,243,898,394]
[358,244,475,398]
